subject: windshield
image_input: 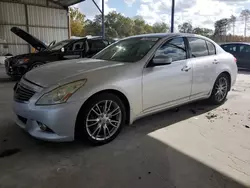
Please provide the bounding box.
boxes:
[93,37,160,62]
[47,40,72,51]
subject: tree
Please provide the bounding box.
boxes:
[192,27,213,37]
[229,15,236,35]
[69,7,86,36]
[240,9,250,37]
[152,22,169,33]
[178,22,193,33]
[214,18,229,36]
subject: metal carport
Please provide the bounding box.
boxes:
[0,0,84,56]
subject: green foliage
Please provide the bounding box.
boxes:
[70,11,169,38]
[193,27,213,37]
[178,22,193,33]
[69,7,86,36]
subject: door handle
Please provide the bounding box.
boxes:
[181,66,191,72]
[213,59,219,64]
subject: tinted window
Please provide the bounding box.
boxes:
[239,44,250,52]
[206,41,216,55]
[221,44,237,52]
[155,37,186,62]
[188,37,209,57]
[90,40,107,50]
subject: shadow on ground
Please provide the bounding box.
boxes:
[0,100,248,188]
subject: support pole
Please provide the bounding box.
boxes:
[171,0,175,33]
[102,0,105,39]
[92,0,105,39]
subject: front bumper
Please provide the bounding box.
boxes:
[5,59,27,77]
[13,100,83,142]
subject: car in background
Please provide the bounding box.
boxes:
[5,27,112,78]
[13,33,237,145]
[220,42,250,69]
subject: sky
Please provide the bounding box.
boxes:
[73,0,250,35]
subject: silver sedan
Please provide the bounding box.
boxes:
[13,33,237,145]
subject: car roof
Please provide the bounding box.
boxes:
[220,42,250,45]
[125,33,208,39]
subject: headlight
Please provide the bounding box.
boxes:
[17,58,29,64]
[36,80,87,105]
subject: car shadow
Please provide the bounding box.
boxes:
[0,100,247,187]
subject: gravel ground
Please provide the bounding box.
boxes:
[0,65,250,188]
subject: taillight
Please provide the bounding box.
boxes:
[234,57,237,63]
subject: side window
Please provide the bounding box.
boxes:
[188,37,208,57]
[221,44,237,52]
[155,37,187,62]
[90,40,107,50]
[68,41,84,51]
[206,41,216,55]
[239,44,250,53]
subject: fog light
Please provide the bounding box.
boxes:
[37,121,54,133]
[37,121,47,131]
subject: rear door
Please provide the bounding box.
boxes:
[187,37,217,100]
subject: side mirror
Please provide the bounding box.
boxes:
[61,47,65,53]
[152,56,172,66]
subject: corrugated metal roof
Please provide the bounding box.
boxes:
[51,0,85,7]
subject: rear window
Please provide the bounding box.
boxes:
[188,37,209,58]
[221,44,237,52]
[206,41,216,55]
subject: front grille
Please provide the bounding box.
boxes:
[14,83,36,102]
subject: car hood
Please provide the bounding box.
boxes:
[24,58,125,87]
[11,27,47,51]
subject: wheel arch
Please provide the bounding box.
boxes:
[219,71,231,91]
[75,89,131,137]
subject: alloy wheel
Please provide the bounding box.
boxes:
[215,77,228,102]
[86,100,122,141]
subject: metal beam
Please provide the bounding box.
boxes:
[171,0,175,33]
[92,0,102,14]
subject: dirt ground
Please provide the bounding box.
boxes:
[0,65,250,188]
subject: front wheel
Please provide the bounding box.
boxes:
[76,93,126,145]
[209,73,230,105]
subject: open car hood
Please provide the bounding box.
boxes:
[11,27,47,51]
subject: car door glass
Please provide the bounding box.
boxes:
[188,37,208,57]
[90,40,106,51]
[154,37,186,62]
[239,44,250,53]
[206,41,216,55]
[221,44,237,53]
[72,41,84,51]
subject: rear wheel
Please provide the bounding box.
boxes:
[209,73,230,105]
[76,93,126,145]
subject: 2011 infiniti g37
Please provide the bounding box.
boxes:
[13,33,237,145]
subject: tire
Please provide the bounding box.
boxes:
[209,73,230,105]
[29,62,44,70]
[76,93,126,145]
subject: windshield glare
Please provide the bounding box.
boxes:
[93,37,159,62]
[47,40,72,51]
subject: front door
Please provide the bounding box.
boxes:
[62,40,85,60]
[142,37,192,112]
